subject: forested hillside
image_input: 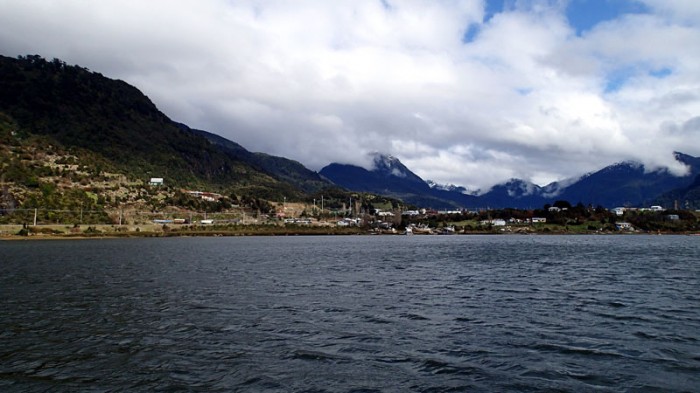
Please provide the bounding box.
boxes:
[0,54,337,201]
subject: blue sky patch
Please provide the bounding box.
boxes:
[462,0,508,43]
[649,67,672,78]
[604,66,638,93]
[462,24,480,43]
[566,0,649,35]
[484,0,507,23]
[476,1,650,38]
[604,65,673,93]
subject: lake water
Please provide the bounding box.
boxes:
[1,235,699,392]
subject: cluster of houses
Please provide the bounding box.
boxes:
[612,205,684,231]
[185,190,223,202]
[149,178,223,203]
[479,217,547,226]
[611,205,665,216]
[337,217,363,227]
[283,218,313,225]
[398,209,462,216]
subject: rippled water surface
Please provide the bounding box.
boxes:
[1,235,699,392]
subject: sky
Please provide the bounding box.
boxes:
[1,0,699,193]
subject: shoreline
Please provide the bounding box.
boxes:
[2,224,698,240]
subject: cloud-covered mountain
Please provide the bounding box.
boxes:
[425,180,473,195]
[476,179,547,209]
[552,153,700,208]
[322,152,700,209]
[320,154,479,209]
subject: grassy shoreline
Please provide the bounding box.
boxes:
[0,224,369,240]
[2,224,698,240]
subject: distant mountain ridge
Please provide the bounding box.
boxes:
[554,153,700,207]
[319,153,479,208]
[180,124,331,194]
[321,153,700,209]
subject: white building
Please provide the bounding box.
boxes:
[616,222,634,230]
[149,177,164,186]
[612,207,626,216]
[337,218,361,227]
[480,219,506,226]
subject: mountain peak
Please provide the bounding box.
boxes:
[499,178,542,197]
[366,153,422,182]
[370,153,400,170]
[426,180,474,195]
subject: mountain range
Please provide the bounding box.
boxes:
[320,153,700,209]
[2,54,699,211]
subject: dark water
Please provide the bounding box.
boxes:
[1,235,699,392]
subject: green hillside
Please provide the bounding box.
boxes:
[0,54,421,231]
[0,54,324,199]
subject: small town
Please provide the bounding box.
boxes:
[2,177,698,238]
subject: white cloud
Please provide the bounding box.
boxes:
[640,0,700,23]
[1,0,698,190]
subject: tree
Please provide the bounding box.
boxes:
[553,200,572,209]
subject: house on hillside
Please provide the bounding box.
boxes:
[149,177,164,186]
[612,207,626,216]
